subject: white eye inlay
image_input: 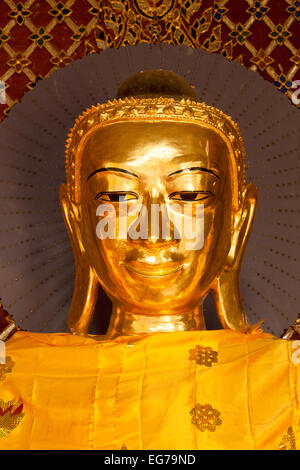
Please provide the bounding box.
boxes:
[168,191,214,202]
[95,191,139,202]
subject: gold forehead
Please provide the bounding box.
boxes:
[65,97,246,207]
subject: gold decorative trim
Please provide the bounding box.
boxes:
[0,399,24,438]
[278,426,296,450]
[0,302,19,342]
[0,356,14,382]
[65,97,246,208]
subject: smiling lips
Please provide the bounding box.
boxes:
[124,261,184,278]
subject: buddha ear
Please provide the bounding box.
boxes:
[226,183,258,271]
[211,183,258,332]
[59,184,98,335]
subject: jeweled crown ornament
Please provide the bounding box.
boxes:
[65,70,246,209]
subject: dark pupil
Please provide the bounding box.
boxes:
[108,193,127,202]
[181,192,198,201]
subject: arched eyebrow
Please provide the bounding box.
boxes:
[168,167,220,179]
[87,167,138,181]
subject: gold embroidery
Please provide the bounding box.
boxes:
[190,403,222,432]
[279,427,296,450]
[0,356,14,382]
[189,345,218,367]
[0,399,24,438]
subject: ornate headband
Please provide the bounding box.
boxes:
[65,97,246,207]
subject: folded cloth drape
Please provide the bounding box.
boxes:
[0,329,299,450]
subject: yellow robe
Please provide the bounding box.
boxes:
[0,329,299,450]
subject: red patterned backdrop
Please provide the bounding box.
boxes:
[0,0,299,120]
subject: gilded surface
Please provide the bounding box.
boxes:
[60,69,258,336]
[64,96,246,207]
[133,0,176,19]
[190,403,222,432]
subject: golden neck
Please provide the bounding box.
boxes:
[106,305,206,338]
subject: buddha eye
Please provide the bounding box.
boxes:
[95,191,138,202]
[168,191,214,202]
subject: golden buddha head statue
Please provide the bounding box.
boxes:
[60,70,258,337]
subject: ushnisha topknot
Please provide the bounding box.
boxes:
[116,69,198,100]
[64,70,246,208]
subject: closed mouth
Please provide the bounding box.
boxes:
[124,262,184,278]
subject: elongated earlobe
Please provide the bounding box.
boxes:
[60,184,99,335]
[212,270,251,332]
[67,262,98,335]
[211,183,258,332]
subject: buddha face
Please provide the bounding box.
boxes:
[78,121,234,315]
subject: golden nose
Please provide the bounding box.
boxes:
[128,200,181,244]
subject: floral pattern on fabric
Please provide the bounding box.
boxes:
[190,403,222,432]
